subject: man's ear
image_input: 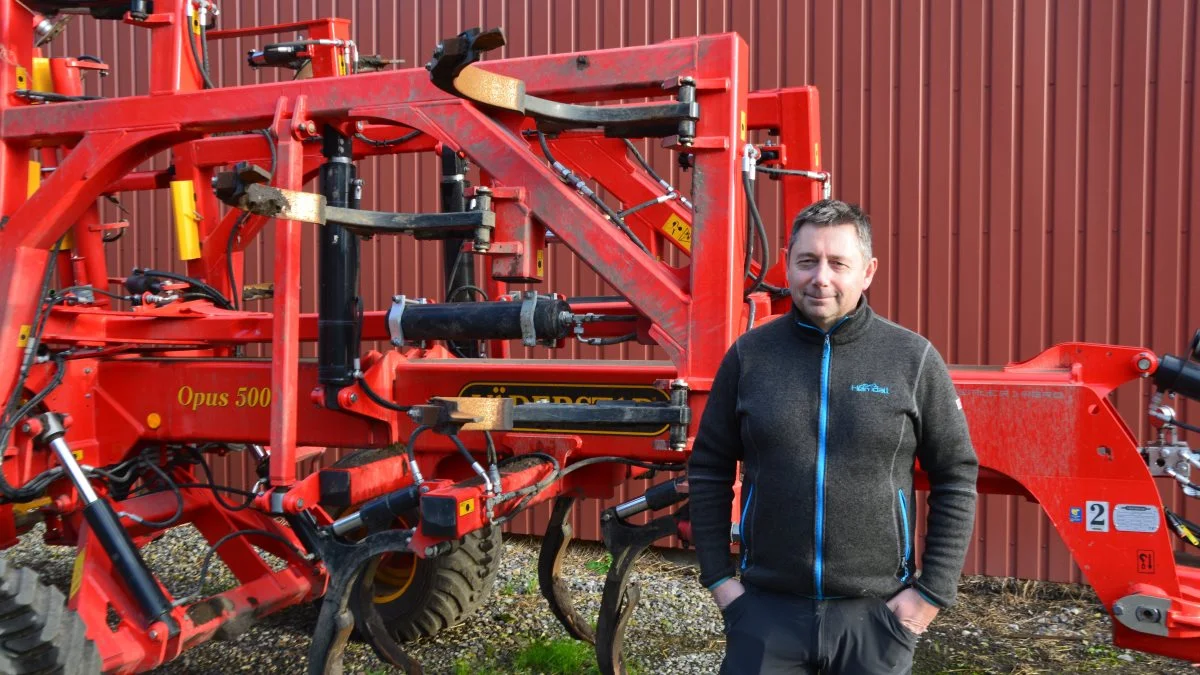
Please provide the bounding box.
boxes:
[862,257,879,290]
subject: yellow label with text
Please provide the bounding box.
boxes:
[740,110,747,141]
[458,500,475,516]
[70,550,85,598]
[176,385,273,411]
[459,382,670,436]
[536,250,545,277]
[814,142,821,167]
[662,214,692,252]
[17,325,30,348]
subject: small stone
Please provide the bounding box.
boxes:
[1118,654,1135,663]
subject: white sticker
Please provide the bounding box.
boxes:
[1114,504,1161,533]
[1086,501,1110,532]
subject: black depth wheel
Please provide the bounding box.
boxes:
[330,448,504,642]
[0,557,101,675]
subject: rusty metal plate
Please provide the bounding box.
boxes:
[430,396,514,431]
[243,184,327,224]
[452,65,525,112]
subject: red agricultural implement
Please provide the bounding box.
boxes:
[1,2,1199,674]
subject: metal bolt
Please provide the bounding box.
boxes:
[305,121,317,135]
[1112,603,1124,616]
[355,120,365,131]
[348,393,358,404]
[296,499,305,508]
[425,546,437,556]
[392,295,403,303]
[149,630,159,640]
[1136,606,1161,622]
[1137,357,1152,371]
[83,367,92,375]
[20,424,30,434]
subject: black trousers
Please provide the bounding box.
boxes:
[719,585,917,675]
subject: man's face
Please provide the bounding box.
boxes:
[785,223,878,331]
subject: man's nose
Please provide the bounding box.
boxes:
[811,261,833,285]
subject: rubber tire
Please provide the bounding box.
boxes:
[330,448,504,642]
[0,557,101,675]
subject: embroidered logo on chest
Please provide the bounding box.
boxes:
[849,382,890,395]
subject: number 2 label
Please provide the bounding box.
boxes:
[1086,501,1110,532]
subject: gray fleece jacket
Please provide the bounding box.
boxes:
[687,300,978,607]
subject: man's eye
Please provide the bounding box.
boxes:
[794,258,816,267]
[832,261,848,270]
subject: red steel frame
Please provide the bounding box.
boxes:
[0,1,1195,672]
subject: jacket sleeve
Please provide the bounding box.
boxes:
[912,343,978,608]
[686,342,745,590]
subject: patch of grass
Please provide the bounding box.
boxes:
[452,655,506,675]
[514,638,595,673]
[451,644,507,675]
[1080,644,1124,669]
[585,553,613,575]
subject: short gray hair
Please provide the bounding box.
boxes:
[787,199,873,262]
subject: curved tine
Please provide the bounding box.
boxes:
[307,529,421,675]
[538,495,597,643]
[595,578,643,672]
[354,556,426,674]
[307,557,364,675]
[594,512,682,675]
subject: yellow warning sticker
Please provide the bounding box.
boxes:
[458,499,475,516]
[740,110,747,141]
[662,214,693,252]
[70,550,85,599]
[16,325,30,348]
[814,142,821,167]
[536,250,545,277]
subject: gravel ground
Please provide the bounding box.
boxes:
[4,525,1198,674]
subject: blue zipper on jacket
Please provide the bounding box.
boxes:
[898,488,912,582]
[798,314,850,599]
[739,485,754,571]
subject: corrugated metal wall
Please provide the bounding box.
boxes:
[51,0,1199,584]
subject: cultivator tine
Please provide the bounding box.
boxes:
[353,556,426,671]
[539,495,597,643]
[594,507,686,675]
[306,528,423,675]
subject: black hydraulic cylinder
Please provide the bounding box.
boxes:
[83,500,174,628]
[358,486,421,534]
[441,147,480,357]
[318,127,360,391]
[396,297,572,343]
[1154,354,1200,402]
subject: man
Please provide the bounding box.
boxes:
[687,200,978,674]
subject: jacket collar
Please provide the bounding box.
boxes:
[790,296,874,345]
